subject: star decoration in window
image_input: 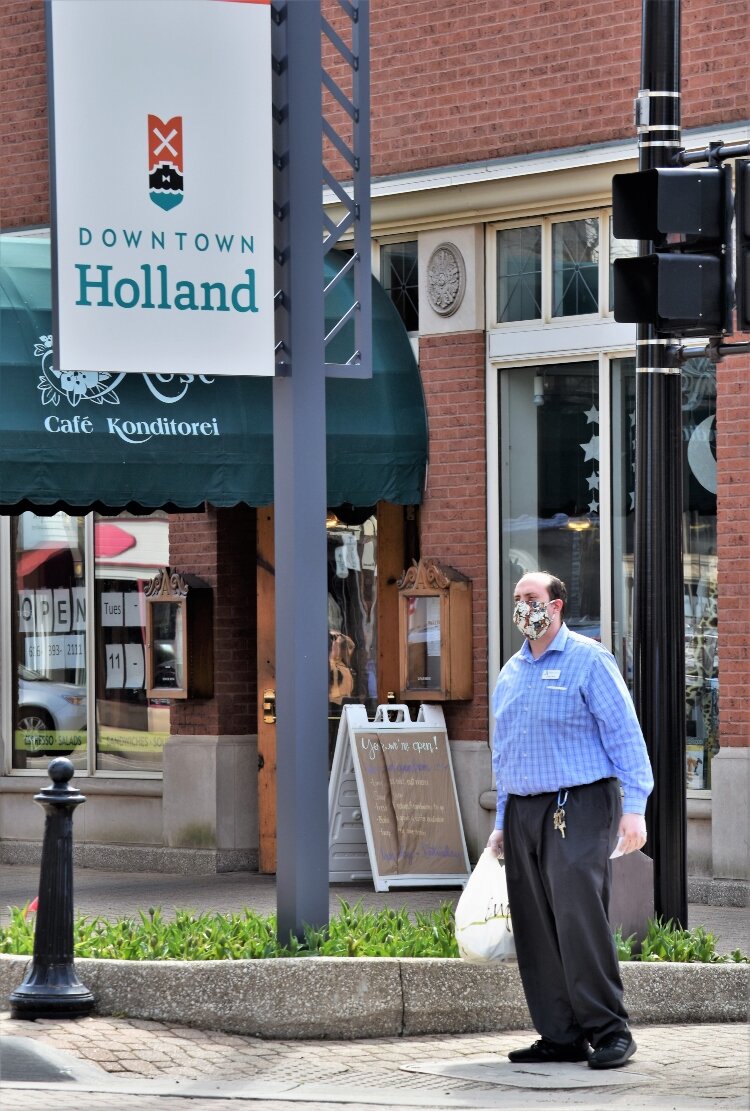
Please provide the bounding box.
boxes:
[580,435,600,462]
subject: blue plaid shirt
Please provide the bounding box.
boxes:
[492,624,653,829]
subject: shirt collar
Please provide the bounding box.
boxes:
[520,622,569,662]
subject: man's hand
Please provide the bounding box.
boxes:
[487,829,504,858]
[617,812,647,855]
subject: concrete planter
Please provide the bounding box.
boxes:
[1,953,747,1039]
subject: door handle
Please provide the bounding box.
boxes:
[262,689,276,724]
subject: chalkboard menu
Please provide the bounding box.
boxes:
[329,704,470,891]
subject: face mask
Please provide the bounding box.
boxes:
[513,599,553,640]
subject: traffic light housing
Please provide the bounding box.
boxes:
[612,166,733,338]
[735,160,750,333]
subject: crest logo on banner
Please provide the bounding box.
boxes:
[148,114,183,211]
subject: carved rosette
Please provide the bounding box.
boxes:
[426,242,466,317]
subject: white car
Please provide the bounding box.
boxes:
[17,665,87,755]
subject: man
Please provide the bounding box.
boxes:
[488,571,653,1070]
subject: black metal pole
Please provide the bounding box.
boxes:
[9,758,94,1019]
[633,0,687,926]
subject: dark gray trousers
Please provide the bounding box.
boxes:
[504,777,629,1048]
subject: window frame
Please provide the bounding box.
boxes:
[377,235,420,335]
[489,207,618,329]
[1,512,163,779]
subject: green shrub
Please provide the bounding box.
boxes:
[0,900,459,961]
[0,902,746,963]
[615,916,748,963]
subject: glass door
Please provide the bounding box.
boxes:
[499,361,601,660]
[611,357,718,790]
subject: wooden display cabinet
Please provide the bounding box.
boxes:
[144,568,213,700]
[397,558,472,701]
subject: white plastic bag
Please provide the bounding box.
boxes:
[454,848,515,963]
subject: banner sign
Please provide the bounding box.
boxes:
[48,0,274,377]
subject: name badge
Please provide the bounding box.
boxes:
[542,669,561,680]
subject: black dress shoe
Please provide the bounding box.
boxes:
[508,1037,590,1063]
[588,1031,636,1069]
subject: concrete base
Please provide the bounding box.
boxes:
[449,740,492,864]
[688,875,749,907]
[0,736,260,875]
[686,794,712,876]
[0,840,258,874]
[711,747,750,881]
[163,734,259,855]
[0,953,746,1039]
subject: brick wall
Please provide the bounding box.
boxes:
[716,350,750,747]
[369,0,748,178]
[2,0,746,754]
[5,0,746,230]
[418,332,488,742]
[0,0,48,228]
[169,506,257,737]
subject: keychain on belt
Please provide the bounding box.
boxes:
[553,789,568,838]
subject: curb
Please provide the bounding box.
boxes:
[1,954,747,1039]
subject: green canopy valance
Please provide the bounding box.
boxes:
[0,237,427,512]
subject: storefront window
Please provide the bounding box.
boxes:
[12,513,87,770]
[611,357,718,790]
[500,362,600,658]
[94,513,170,771]
[327,509,377,759]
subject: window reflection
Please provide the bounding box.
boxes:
[12,513,87,770]
[404,595,442,692]
[327,509,377,761]
[497,226,542,323]
[501,363,601,659]
[95,513,170,771]
[611,358,718,789]
[552,219,599,316]
[380,241,419,333]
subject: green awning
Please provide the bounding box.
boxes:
[0,238,427,512]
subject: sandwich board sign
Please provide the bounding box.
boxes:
[329,703,470,891]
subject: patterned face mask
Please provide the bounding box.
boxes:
[512,599,553,640]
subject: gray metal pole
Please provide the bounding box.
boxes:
[633,0,687,926]
[272,0,330,941]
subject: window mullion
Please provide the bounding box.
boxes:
[601,208,610,317]
[542,220,552,323]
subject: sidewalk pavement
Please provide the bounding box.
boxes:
[1,866,748,1110]
[2,864,749,954]
[0,1015,748,1110]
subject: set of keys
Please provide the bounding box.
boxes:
[553,789,569,838]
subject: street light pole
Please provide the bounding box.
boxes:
[633,0,688,926]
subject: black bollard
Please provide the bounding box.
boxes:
[9,757,94,1019]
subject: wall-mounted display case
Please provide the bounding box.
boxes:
[144,568,213,700]
[397,558,472,701]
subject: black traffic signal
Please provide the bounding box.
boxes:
[612,166,733,337]
[735,160,750,333]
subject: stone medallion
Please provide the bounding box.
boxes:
[426,242,466,316]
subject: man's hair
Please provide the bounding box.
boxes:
[542,572,567,615]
